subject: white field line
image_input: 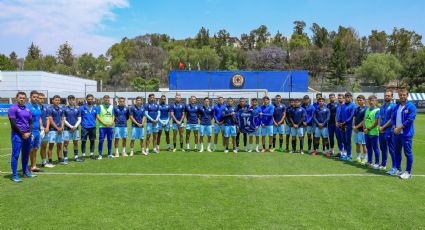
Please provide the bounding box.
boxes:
[0,171,424,177]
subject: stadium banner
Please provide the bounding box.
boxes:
[0,104,12,115]
[169,70,308,92]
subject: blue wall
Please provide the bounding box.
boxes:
[169,70,308,92]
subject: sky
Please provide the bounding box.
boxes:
[1,0,424,58]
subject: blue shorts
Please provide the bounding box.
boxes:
[42,131,49,142]
[200,125,212,136]
[273,124,285,135]
[172,123,185,130]
[158,121,170,131]
[186,124,199,131]
[48,131,63,144]
[291,127,304,137]
[146,123,159,134]
[63,130,80,141]
[314,127,329,138]
[31,131,41,148]
[131,127,145,140]
[354,131,366,144]
[305,126,313,134]
[285,124,291,135]
[224,125,237,137]
[114,127,128,139]
[214,123,224,134]
[248,127,261,136]
[261,125,274,137]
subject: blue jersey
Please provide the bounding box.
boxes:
[222,105,237,126]
[391,101,416,137]
[144,102,160,123]
[47,105,64,131]
[40,104,48,128]
[186,104,200,125]
[302,104,315,126]
[80,104,97,129]
[379,102,396,133]
[285,106,293,125]
[290,106,306,126]
[354,106,368,132]
[159,103,170,120]
[64,105,81,130]
[313,106,330,126]
[129,105,145,127]
[199,105,213,125]
[236,104,249,123]
[170,102,185,123]
[213,103,225,123]
[238,110,256,134]
[260,104,274,126]
[250,106,262,127]
[326,102,339,125]
[113,106,129,127]
[27,103,41,131]
[273,103,286,124]
[338,102,357,127]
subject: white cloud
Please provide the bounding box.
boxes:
[0,0,129,57]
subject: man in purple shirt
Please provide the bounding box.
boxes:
[8,92,36,182]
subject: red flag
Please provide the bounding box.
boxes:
[178,62,185,70]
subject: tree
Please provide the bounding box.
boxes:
[57,42,74,66]
[251,25,271,49]
[293,21,307,36]
[196,27,210,48]
[27,42,42,60]
[272,31,288,50]
[247,47,287,70]
[311,23,330,48]
[9,51,19,69]
[368,30,387,53]
[77,53,97,78]
[289,21,310,50]
[388,27,423,61]
[329,38,348,85]
[42,55,57,72]
[131,77,146,91]
[24,42,43,70]
[0,54,16,70]
[403,47,425,89]
[216,29,231,48]
[356,53,403,85]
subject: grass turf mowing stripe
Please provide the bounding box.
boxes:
[1,171,424,177]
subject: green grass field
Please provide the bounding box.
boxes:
[1,115,424,229]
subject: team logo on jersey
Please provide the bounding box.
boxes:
[231,74,244,87]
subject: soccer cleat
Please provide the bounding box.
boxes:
[311,151,317,156]
[356,156,362,162]
[248,149,253,153]
[90,155,96,160]
[373,164,380,170]
[122,152,128,157]
[59,160,68,165]
[300,151,304,155]
[199,147,204,153]
[130,151,134,157]
[167,148,172,152]
[379,165,386,171]
[107,155,115,159]
[11,176,22,183]
[181,149,186,152]
[44,163,55,168]
[361,158,368,165]
[224,150,229,153]
[289,150,294,154]
[75,157,84,162]
[173,148,177,152]
[115,153,119,158]
[22,172,37,178]
[325,152,331,157]
[256,147,260,152]
[387,168,396,175]
[233,149,238,153]
[261,149,266,153]
[336,153,342,158]
[63,159,69,164]
[389,169,402,176]
[340,156,349,161]
[97,155,103,160]
[207,147,212,152]
[244,147,247,152]
[269,149,273,153]
[399,171,412,180]
[154,148,160,154]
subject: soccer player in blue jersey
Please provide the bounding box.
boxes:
[313,97,330,156]
[391,89,416,179]
[8,92,36,182]
[170,94,186,152]
[145,94,161,154]
[199,97,214,152]
[302,95,315,153]
[47,95,65,165]
[272,95,286,152]
[337,92,357,161]
[249,98,262,152]
[113,97,129,158]
[27,91,43,172]
[379,90,397,174]
[238,101,257,152]
[313,93,322,109]
[284,99,294,152]
[235,98,249,151]
[353,95,368,163]
[290,98,306,154]
[80,94,98,160]
[260,96,275,152]
[129,96,146,156]
[335,94,345,157]
[38,93,51,168]
[326,93,338,155]
[185,96,200,151]
[157,95,171,151]
[222,97,238,153]
[63,95,82,163]
[97,95,114,158]
[213,96,225,151]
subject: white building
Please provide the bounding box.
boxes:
[0,71,97,98]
